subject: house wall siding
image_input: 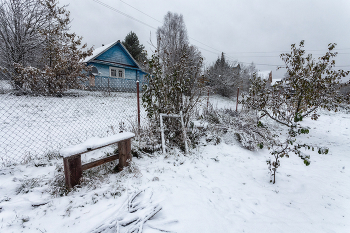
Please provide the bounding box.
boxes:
[95,44,136,67]
[89,62,139,80]
[85,41,147,92]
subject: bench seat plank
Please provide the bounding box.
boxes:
[60,132,135,158]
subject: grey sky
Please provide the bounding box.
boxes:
[60,0,350,80]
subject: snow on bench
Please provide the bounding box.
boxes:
[60,132,135,157]
[61,132,135,189]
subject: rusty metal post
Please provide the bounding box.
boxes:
[236,87,240,112]
[108,78,110,96]
[136,81,140,128]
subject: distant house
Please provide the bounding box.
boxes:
[258,71,282,88]
[84,40,147,92]
[232,64,241,75]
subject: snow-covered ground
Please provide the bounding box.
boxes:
[0,90,145,166]
[0,95,349,232]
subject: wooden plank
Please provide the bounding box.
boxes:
[81,154,119,170]
[67,136,134,158]
[116,139,131,172]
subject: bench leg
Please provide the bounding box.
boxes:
[117,139,132,172]
[63,154,82,189]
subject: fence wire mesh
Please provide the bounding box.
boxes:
[0,76,148,167]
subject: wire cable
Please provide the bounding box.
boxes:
[92,0,350,69]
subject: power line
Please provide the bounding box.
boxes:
[118,0,223,54]
[92,0,350,69]
[94,0,223,56]
[226,51,350,55]
[92,0,157,30]
[116,0,350,56]
[119,0,162,24]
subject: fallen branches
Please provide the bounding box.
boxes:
[91,188,175,233]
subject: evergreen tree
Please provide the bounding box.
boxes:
[122,31,147,66]
[207,53,241,97]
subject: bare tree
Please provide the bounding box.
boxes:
[0,0,48,87]
[13,0,93,95]
[156,11,202,93]
[157,12,189,63]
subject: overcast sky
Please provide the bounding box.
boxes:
[60,0,350,80]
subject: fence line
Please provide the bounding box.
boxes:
[0,77,147,167]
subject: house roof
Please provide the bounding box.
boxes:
[271,78,282,85]
[84,40,144,72]
[258,70,272,80]
[83,41,115,63]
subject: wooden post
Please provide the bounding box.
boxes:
[63,154,82,189]
[136,81,140,128]
[207,88,210,109]
[236,87,240,111]
[117,139,132,172]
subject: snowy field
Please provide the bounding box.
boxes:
[0,88,144,167]
[0,94,349,232]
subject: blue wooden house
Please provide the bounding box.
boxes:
[84,40,147,92]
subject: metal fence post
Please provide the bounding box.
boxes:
[136,81,140,128]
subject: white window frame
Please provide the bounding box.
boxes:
[109,67,125,78]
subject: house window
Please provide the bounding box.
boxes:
[109,67,124,78]
[110,68,116,77]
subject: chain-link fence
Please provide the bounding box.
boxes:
[0,76,148,167]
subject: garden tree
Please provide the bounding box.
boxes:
[241,40,349,184]
[0,0,48,87]
[122,31,147,66]
[142,12,204,150]
[13,0,93,95]
[142,48,204,149]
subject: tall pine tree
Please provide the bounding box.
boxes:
[122,31,147,66]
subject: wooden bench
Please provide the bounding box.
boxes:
[60,132,135,189]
